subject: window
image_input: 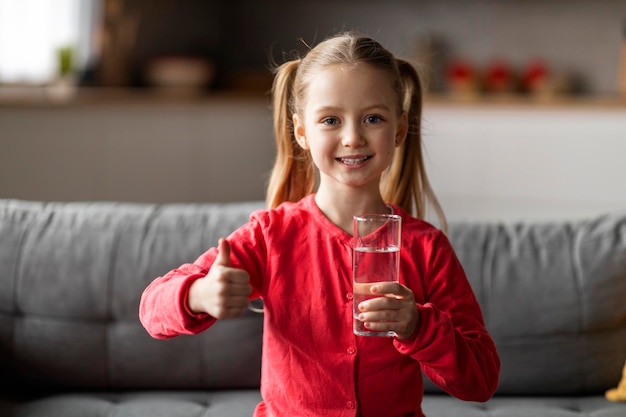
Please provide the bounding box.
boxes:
[0,0,99,84]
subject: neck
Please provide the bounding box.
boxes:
[315,185,389,235]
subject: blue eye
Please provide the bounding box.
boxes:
[322,117,339,126]
[365,115,382,124]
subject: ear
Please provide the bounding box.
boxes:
[293,114,308,150]
[395,112,408,147]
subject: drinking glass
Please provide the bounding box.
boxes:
[352,213,402,337]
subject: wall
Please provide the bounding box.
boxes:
[422,103,626,222]
[1,99,625,222]
[0,98,274,204]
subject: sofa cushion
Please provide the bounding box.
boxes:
[0,390,263,417]
[0,200,265,393]
[445,212,626,395]
[421,395,626,417]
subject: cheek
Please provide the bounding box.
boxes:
[383,137,398,157]
[309,145,331,168]
[307,136,333,159]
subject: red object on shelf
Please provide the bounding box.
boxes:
[485,59,514,92]
[446,59,478,95]
[447,59,474,83]
[522,58,549,92]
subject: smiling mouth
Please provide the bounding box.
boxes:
[337,156,371,165]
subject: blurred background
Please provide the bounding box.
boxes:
[2,0,625,95]
[1,0,625,222]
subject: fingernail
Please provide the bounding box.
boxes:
[371,285,379,293]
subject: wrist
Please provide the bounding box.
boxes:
[185,276,207,314]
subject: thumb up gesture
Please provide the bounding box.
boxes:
[188,238,252,319]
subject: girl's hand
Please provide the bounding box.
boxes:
[188,238,252,319]
[356,282,419,340]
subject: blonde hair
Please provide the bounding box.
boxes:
[266,32,447,230]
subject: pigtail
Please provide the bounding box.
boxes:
[266,60,316,208]
[383,58,448,232]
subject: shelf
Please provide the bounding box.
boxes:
[0,86,625,110]
[424,93,626,110]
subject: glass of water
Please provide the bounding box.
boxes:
[352,213,402,337]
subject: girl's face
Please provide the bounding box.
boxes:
[293,63,407,195]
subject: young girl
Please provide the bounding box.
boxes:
[140,32,500,417]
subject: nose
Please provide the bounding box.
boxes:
[341,122,366,148]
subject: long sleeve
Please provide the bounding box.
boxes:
[394,231,500,402]
[139,262,217,339]
[139,213,267,340]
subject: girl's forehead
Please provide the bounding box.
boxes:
[302,63,398,109]
[310,62,387,81]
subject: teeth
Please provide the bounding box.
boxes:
[340,157,368,165]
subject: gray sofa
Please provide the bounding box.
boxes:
[1,198,625,417]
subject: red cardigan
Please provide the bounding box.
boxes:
[140,194,500,417]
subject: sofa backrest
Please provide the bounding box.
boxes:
[1,199,625,396]
[445,213,626,395]
[0,199,266,393]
